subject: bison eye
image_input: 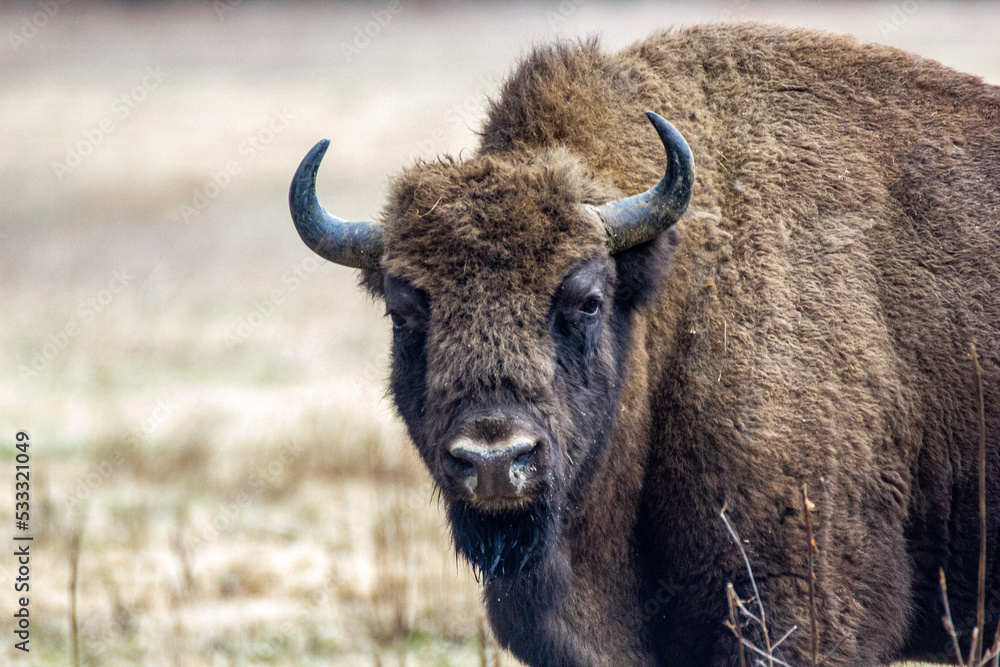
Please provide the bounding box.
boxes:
[390,312,407,330]
[580,296,602,316]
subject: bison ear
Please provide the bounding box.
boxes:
[613,226,681,309]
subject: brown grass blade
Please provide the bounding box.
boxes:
[804,484,819,667]
[721,504,773,663]
[941,567,965,665]
[68,511,87,667]
[726,582,748,667]
[973,343,988,664]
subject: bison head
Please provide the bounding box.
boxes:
[290,113,693,580]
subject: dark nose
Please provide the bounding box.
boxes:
[446,435,539,502]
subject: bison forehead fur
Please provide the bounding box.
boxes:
[311,22,1000,667]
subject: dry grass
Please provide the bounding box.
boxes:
[1,2,998,664]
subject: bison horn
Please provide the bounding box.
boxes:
[289,139,384,270]
[598,112,694,254]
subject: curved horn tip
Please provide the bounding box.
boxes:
[644,111,692,162]
[597,111,695,254]
[290,139,332,201]
[313,138,331,156]
[303,139,332,175]
[289,139,385,270]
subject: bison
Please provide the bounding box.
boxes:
[289,23,1000,666]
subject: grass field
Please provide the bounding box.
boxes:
[2,1,998,664]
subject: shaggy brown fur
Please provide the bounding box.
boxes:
[351,23,1000,666]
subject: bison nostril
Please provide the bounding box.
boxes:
[446,448,478,478]
[511,440,540,470]
[447,448,476,470]
[508,438,535,457]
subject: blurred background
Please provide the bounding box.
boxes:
[1,1,998,665]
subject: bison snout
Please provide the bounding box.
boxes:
[445,435,541,504]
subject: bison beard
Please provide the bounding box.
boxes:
[448,499,556,581]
